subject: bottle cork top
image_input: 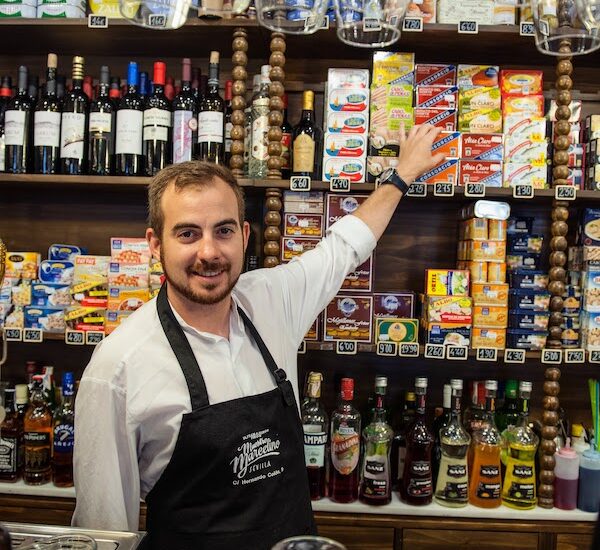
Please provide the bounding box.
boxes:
[47,53,58,69]
[210,51,219,64]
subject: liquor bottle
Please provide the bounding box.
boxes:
[109,77,121,101]
[24,376,52,485]
[391,390,416,489]
[365,375,388,422]
[165,76,175,102]
[330,377,361,503]
[197,51,225,164]
[139,71,150,100]
[56,75,66,105]
[292,90,322,179]
[25,360,37,384]
[470,379,503,508]
[501,381,538,509]
[42,366,57,414]
[143,61,172,176]
[60,56,89,175]
[89,66,115,176]
[0,388,22,482]
[434,379,470,507]
[199,74,208,100]
[463,380,487,437]
[243,75,259,176]
[281,93,292,179]
[401,377,433,505]
[5,66,33,174]
[301,372,328,500]
[53,372,75,487]
[248,64,271,179]
[432,383,452,488]
[115,62,143,176]
[172,58,197,165]
[191,67,200,101]
[495,379,519,433]
[15,384,29,418]
[28,75,39,104]
[33,53,61,174]
[224,80,233,166]
[359,391,394,505]
[83,75,93,100]
[0,76,12,172]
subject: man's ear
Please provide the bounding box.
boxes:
[242,221,251,254]
[146,227,161,261]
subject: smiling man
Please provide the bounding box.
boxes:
[73,125,444,549]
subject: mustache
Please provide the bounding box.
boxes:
[186,261,231,274]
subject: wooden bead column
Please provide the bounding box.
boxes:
[264,189,282,268]
[229,28,248,178]
[538,32,574,509]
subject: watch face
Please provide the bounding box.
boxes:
[380,167,396,183]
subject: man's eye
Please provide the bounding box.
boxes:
[179,230,195,239]
[218,227,234,235]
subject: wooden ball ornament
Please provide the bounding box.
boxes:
[232,51,248,67]
[270,35,286,52]
[230,155,243,171]
[546,367,561,381]
[539,484,555,497]
[549,266,566,281]
[231,96,245,111]
[268,111,283,126]
[556,59,573,75]
[265,211,281,226]
[268,127,283,142]
[541,439,557,454]
[549,325,563,341]
[270,66,285,82]
[269,81,285,97]
[550,236,568,251]
[267,157,281,170]
[232,80,246,96]
[231,141,244,156]
[549,251,567,266]
[554,120,571,136]
[553,150,570,165]
[230,125,244,141]
[555,135,570,150]
[553,165,570,180]
[231,66,247,81]
[264,256,279,269]
[548,280,566,296]
[555,105,571,121]
[541,454,556,471]
[540,470,555,486]
[551,206,569,221]
[231,110,245,126]
[269,52,286,68]
[264,226,280,241]
[556,75,573,90]
[550,296,564,311]
[264,241,280,257]
[551,221,568,236]
[268,142,282,156]
[556,90,572,105]
[232,36,248,52]
[543,411,559,426]
[269,96,284,112]
[543,395,560,410]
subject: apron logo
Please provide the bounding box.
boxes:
[231,428,282,481]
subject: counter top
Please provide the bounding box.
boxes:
[0,480,75,499]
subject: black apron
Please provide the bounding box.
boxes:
[140,285,316,550]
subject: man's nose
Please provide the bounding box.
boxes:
[196,235,219,261]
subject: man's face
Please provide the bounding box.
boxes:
[147,178,250,307]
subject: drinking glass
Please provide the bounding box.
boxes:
[255,0,329,34]
[271,535,347,549]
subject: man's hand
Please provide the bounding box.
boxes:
[396,124,447,183]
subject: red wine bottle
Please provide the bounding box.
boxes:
[5,66,33,174]
[34,53,61,174]
[115,62,143,176]
[89,66,115,176]
[143,61,171,176]
[197,51,225,164]
[172,58,197,164]
[0,75,13,173]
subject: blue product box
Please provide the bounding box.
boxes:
[48,244,87,262]
[24,306,65,333]
[38,260,75,284]
[507,234,544,255]
[579,208,600,246]
[508,310,550,331]
[509,289,551,311]
[508,270,549,290]
[507,216,534,234]
[31,282,72,308]
[506,329,548,350]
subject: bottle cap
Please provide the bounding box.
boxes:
[99,66,110,86]
[260,64,271,83]
[485,379,498,391]
[520,381,533,393]
[17,66,28,91]
[127,61,138,86]
[375,376,387,388]
[182,58,191,83]
[0,76,11,97]
[209,51,219,65]
[558,441,578,459]
[572,423,584,437]
[153,61,166,86]
[415,377,428,389]
[15,384,29,404]
[340,377,354,400]
[406,391,416,401]
[450,378,463,390]
[47,53,58,70]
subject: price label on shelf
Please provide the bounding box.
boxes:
[504,348,525,364]
[88,14,108,28]
[86,331,105,346]
[65,330,85,346]
[148,14,167,28]
[363,17,382,32]
[520,21,535,36]
[398,343,419,357]
[476,347,498,362]
[555,185,577,201]
[402,17,423,32]
[377,342,398,357]
[336,340,357,355]
[23,329,43,343]
[565,349,585,364]
[434,182,454,197]
[4,328,22,342]
[298,340,307,354]
[407,183,427,197]
[290,176,311,191]
[458,20,479,34]
[424,343,445,359]
[330,178,350,193]
[465,182,485,198]
[319,15,330,30]
[589,350,600,363]
[541,348,563,364]
[513,183,534,199]
[446,345,468,360]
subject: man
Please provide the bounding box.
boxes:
[73,124,444,549]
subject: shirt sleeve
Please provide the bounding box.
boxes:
[271,214,377,346]
[72,375,141,532]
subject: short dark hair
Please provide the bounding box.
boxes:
[147,161,246,237]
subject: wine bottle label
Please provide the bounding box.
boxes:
[24,431,51,473]
[225,121,233,153]
[60,112,86,160]
[331,429,359,475]
[53,422,74,453]
[143,108,172,143]
[0,435,17,473]
[362,454,390,498]
[303,426,327,468]
[198,111,224,143]
[115,109,143,155]
[34,111,61,147]
[293,133,315,173]
[281,132,292,169]
[89,112,112,135]
[4,110,26,146]
[173,110,196,164]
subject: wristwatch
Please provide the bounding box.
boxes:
[378,167,410,195]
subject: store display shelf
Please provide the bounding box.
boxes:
[0,480,75,499]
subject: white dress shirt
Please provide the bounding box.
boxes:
[72,214,376,532]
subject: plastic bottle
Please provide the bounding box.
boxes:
[571,424,591,456]
[577,449,600,513]
[554,442,579,510]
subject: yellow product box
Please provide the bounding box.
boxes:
[149,259,164,288]
[459,87,501,112]
[107,262,149,288]
[473,305,508,328]
[494,2,516,24]
[375,318,419,343]
[502,95,545,118]
[425,269,470,296]
[471,327,507,349]
[467,261,488,284]
[468,240,506,262]
[71,255,110,307]
[488,219,507,241]
[458,109,503,134]
[107,287,150,312]
[105,310,133,335]
[371,51,415,87]
[471,282,509,306]
[488,262,506,283]
[5,252,41,280]
[424,295,472,324]
[462,218,488,241]
[64,306,105,332]
[457,65,500,89]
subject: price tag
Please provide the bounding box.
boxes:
[589,350,600,363]
[539,19,550,37]
[148,14,167,28]
[504,348,526,364]
[88,14,108,28]
[297,340,307,354]
[363,17,382,32]
[330,178,350,193]
[23,328,43,343]
[458,20,479,34]
[402,16,423,32]
[407,182,427,197]
[476,347,498,362]
[4,328,22,342]
[319,15,330,30]
[513,183,534,199]
[65,330,85,345]
[377,342,398,356]
[434,182,455,197]
[447,345,468,360]
[555,185,577,201]
[398,342,420,357]
[465,182,486,198]
[336,340,357,355]
[520,21,535,36]
[290,176,311,191]
[86,331,105,346]
[542,348,563,364]
[565,348,585,364]
[424,343,445,359]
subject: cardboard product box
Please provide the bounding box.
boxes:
[322,157,367,183]
[459,160,503,187]
[371,51,415,87]
[0,3,36,16]
[39,260,75,285]
[432,131,461,159]
[583,269,600,312]
[376,318,419,343]
[366,156,399,183]
[3,306,23,329]
[459,87,502,112]
[280,237,321,263]
[503,115,548,142]
[488,219,507,241]
[304,312,322,342]
[415,64,457,86]
[405,0,436,23]
[586,140,600,166]
[373,292,416,318]
[564,168,584,188]
[414,158,459,185]
[507,234,544,255]
[328,68,370,90]
[425,269,470,296]
[326,194,369,228]
[107,287,150,312]
[31,282,72,308]
[110,238,152,265]
[369,85,414,157]
[64,306,106,332]
[283,190,324,215]
[324,294,373,342]
[508,310,550,331]
[588,165,600,191]
[24,306,65,333]
[473,305,508,328]
[425,322,471,346]
[465,261,487,283]
[326,111,369,135]
[461,218,488,241]
[37,3,86,16]
[5,252,41,280]
[503,162,548,189]
[471,327,507,349]
[508,270,549,290]
[457,65,500,89]
[284,213,323,238]
[504,137,548,164]
[327,87,369,114]
[48,244,86,262]
[467,240,507,262]
[471,282,509,306]
[414,108,457,131]
[508,289,551,311]
[502,95,544,118]
[584,114,600,142]
[581,311,600,349]
[506,329,547,351]
[460,133,503,161]
[438,0,494,25]
[423,295,473,324]
[488,262,507,283]
[458,108,503,134]
[493,2,516,24]
[10,280,31,307]
[70,255,110,308]
[108,262,149,289]
[324,133,367,158]
[506,253,542,271]
[105,309,133,335]
[340,255,373,293]
[416,85,458,109]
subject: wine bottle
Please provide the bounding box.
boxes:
[172,58,197,165]
[28,75,39,104]
[143,61,172,176]
[56,75,66,105]
[197,51,225,164]
[139,71,149,100]
[88,66,115,176]
[191,67,200,102]
[5,66,33,174]
[292,90,322,179]
[281,93,292,179]
[83,75,93,100]
[224,79,232,166]
[115,61,143,176]
[248,64,270,179]
[0,76,13,173]
[165,76,175,102]
[109,77,121,102]
[60,56,89,175]
[34,53,61,175]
